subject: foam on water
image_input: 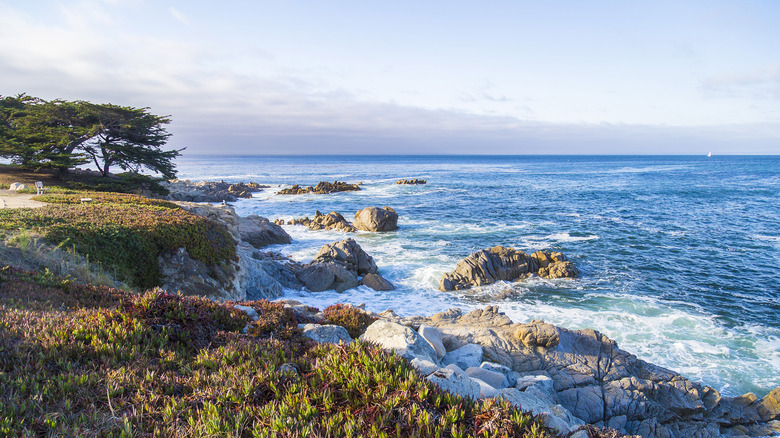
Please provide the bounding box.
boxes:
[179,155,780,398]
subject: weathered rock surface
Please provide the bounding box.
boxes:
[295,239,394,293]
[285,211,357,232]
[361,320,438,363]
[164,179,266,202]
[442,343,484,371]
[387,305,780,438]
[439,246,578,291]
[239,215,291,248]
[359,273,395,291]
[311,238,377,276]
[162,202,300,301]
[395,179,427,185]
[9,182,27,191]
[296,262,359,292]
[277,181,360,195]
[418,324,446,359]
[353,206,399,232]
[427,365,481,401]
[299,323,352,344]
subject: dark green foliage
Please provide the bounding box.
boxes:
[0,194,236,289]
[0,94,181,178]
[323,303,378,338]
[0,266,556,437]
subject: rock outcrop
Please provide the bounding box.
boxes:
[161,202,301,301]
[370,305,780,438]
[440,247,578,291]
[284,211,356,232]
[353,206,399,232]
[239,215,291,247]
[296,238,394,292]
[277,181,360,195]
[164,180,266,202]
[396,179,427,185]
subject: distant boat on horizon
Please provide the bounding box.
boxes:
[707,151,712,157]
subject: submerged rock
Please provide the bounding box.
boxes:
[439,246,578,291]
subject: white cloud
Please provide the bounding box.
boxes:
[169,7,191,26]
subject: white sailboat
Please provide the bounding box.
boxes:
[707,151,712,157]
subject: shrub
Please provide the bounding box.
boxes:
[323,303,378,338]
[0,194,236,289]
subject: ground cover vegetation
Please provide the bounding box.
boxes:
[0,265,557,437]
[0,192,236,289]
[0,94,181,179]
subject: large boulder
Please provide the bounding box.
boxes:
[353,206,399,232]
[239,215,291,248]
[439,247,578,291]
[311,238,377,276]
[9,182,27,191]
[296,262,358,292]
[361,320,438,363]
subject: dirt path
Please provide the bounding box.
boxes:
[0,190,48,209]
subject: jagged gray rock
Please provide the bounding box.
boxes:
[311,238,377,276]
[442,343,484,370]
[239,215,291,248]
[296,262,358,292]
[439,246,578,291]
[388,305,780,438]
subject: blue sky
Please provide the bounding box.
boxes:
[1,0,778,154]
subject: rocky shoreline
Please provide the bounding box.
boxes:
[158,182,779,438]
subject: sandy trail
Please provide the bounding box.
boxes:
[0,189,48,209]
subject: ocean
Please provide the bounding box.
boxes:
[175,155,780,398]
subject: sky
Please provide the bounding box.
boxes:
[1,0,779,155]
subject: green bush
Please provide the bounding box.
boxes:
[0,194,236,289]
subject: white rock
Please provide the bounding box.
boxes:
[410,358,439,376]
[442,343,483,370]
[471,377,499,398]
[465,367,509,389]
[361,320,438,363]
[480,362,517,387]
[299,324,352,344]
[9,182,26,191]
[418,324,446,358]
[499,388,584,434]
[515,374,555,394]
[428,365,480,401]
[234,305,259,321]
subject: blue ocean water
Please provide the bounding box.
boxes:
[175,155,780,398]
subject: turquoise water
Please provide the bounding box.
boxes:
[175,155,780,397]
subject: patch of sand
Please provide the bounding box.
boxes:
[0,190,48,209]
